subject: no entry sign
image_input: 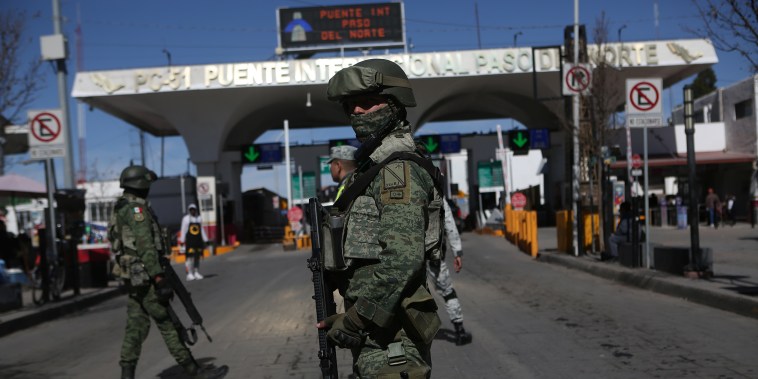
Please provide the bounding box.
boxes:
[511,192,527,210]
[562,63,592,95]
[626,78,663,127]
[27,109,66,159]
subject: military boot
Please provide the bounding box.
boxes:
[120,364,135,379]
[453,321,472,346]
[182,360,229,379]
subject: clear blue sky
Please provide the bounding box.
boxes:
[3,0,754,194]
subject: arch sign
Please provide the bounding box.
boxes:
[626,78,663,127]
[562,63,592,96]
[27,109,66,159]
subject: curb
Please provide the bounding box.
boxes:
[538,252,758,320]
[0,286,124,338]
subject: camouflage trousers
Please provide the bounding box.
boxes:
[351,329,432,379]
[120,284,192,367]
[426,259,463,324]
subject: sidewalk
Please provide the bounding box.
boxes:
[536,223,758,320]
[0,282,123,338]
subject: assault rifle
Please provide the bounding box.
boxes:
[159,256,213,346]
[307,198,339,379]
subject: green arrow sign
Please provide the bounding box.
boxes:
[423,136,439,153]
[243,145,260,162]
[512,132,528,148]
[508,130,530,155]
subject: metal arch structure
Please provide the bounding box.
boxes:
[72,39,718,232]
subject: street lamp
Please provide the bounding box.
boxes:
[513,31,523,47]
[683,85,701,271]
[617,24,627,43]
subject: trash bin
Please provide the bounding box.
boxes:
[676,206,688,229]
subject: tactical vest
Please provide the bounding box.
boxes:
[322,150,445,271]
[107,195,165,284]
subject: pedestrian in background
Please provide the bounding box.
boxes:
[427,199,473,345]
[328,145,357,201]
[725,194,736,226]
[108,165,227,379]
[705,188,721,228]
[179,204,208,281]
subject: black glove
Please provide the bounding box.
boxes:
[154,277,174,303]
[323,308,367,349]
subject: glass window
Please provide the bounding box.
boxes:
[735,99,753,120]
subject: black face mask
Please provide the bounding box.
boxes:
[125,187,150,199]
[349,105,396,142]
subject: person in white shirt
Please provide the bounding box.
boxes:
[179,204,207,280]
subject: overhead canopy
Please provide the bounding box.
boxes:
[72,39,718,165]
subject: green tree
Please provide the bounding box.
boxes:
[690,67,717,98]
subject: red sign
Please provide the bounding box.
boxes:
[30,112,62,143]
[287,206,303,222]
[629,81,660,112]
[511,192,527,209]
[632,154,642,169]
[565,65,591,93]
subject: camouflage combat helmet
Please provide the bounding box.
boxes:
[119,165,157,190]
[327,59,416,107]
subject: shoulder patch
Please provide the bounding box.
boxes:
[133,207,145,222]
[381,161,411,204]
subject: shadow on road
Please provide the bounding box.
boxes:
[157,357,226,378]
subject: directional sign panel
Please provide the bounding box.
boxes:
[439,133,461,154]
[508,130,530,155]
[328,138,361,150]
[416,135,442,154]
[562,63,592,96]
[241,143,283,165]
[529,129,550,149]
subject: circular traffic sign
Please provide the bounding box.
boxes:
[511,192,527,209]
[30,112,62,143]
[629,81,660,112]
[287,206,303,222]
[565,65,591,93]
[632,154,642,169]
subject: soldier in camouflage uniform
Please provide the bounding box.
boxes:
[109,165,227,379]
[427,200,472,345]
[317,59,444,378]
[328,144,358,200]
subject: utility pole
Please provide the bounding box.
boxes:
[52,0,76,188]
[572,0,580,256]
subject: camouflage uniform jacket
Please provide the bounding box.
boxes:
[342,121,443,329]
[109,192,166,279]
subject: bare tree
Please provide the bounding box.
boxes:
[1,10,45,175]
[581,11,627,252]
[688,0,758,72]
[0,10,44,123]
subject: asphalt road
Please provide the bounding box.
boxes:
[1,234,756,378]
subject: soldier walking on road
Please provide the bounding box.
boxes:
[427,200,472,345]
[316,59,444,378]
[108,165,228,379]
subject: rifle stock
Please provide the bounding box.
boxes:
[307,198,339,379]
[160,256,212,345]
